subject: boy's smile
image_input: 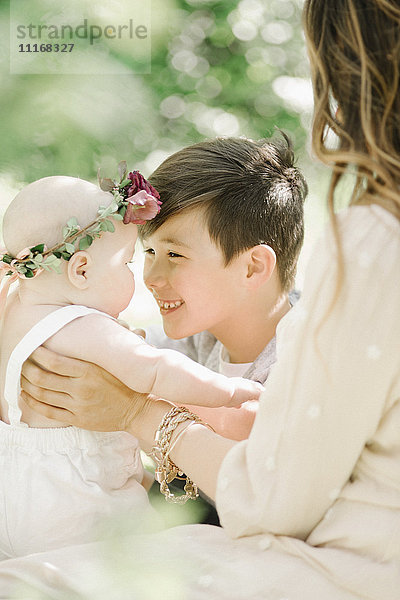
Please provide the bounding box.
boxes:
[155,298,185,312]
[142,209,247,342]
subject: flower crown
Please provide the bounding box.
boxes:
[0,162,161,281]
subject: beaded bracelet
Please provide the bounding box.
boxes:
[148,406,212,504]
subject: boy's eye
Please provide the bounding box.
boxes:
[143,248,183,259]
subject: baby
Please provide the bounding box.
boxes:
[0,167,261,559]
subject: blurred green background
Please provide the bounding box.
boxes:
[0,0,332,324]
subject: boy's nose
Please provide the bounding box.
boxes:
[143,263,166,291]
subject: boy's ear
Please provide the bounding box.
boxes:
[67,251,92,289]
[245,244,276,288]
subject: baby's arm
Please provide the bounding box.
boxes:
[45,314,262,408]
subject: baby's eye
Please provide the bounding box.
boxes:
[143,247,155,255]
[168,251,183,258]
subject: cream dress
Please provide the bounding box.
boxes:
[0,205,399,600]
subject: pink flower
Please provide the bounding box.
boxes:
[123,190,162,225]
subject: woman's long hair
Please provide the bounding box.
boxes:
[303,0,400,221]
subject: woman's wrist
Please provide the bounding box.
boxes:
[128,399,237,503]
[125,395,172,452]
[167,420,236,501]
[147,406,212,504]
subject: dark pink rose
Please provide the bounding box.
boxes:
[126,171,160,200]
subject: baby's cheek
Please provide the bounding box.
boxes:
[121,270,135,310]
[129,271,135,298]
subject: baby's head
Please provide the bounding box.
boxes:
[2,175,146,316]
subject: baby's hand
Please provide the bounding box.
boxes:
[227,378,264,408]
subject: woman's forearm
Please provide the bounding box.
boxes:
[168,422,236,500]
[128,399,236,501]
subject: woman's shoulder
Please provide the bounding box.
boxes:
[318,203,400,273]
[298,202,400,329]
[337,203,400,243]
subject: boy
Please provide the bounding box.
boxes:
[139,133,306,439]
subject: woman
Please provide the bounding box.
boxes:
[0,1,399,598]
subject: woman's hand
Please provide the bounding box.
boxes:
[21,347,234,497]
[21,346,156,434]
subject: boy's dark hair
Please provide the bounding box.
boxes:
[140,133,307,291]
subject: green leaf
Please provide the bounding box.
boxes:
[99,178,115,192]
[44,255,60,265]
[65,243,75,254]
[62,226,70,239]
[50,258,62,270]
[118,161,127,181]
[106,220,115,233]
[30,243,45,254]
[67,217,78,228]
[119,206,127,218]
[100,205,112,217]
[34,254,43,263]
[107,201,119,215]
[87,224,101,235]
[112,213,123,220]
[78,235,93,251]
[1,255,12,264]
[99,221,109,232]
[119,178,131,188]
[79,238,89,251]
[25,270,35,278]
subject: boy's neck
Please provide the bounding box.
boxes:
[211,292,291,364]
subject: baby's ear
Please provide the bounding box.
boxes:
[245,244,276,288]
[67,251,92,289]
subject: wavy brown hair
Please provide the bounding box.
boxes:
[303,0,400,222]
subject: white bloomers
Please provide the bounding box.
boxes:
[0,305,152,560]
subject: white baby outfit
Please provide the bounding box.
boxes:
[0,305,150,560]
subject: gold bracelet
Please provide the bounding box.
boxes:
[148,406,212,504]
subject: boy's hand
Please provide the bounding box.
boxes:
[20,346,148,432]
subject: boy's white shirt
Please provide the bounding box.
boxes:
[218,346,252,378]
[43,307,261,409]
